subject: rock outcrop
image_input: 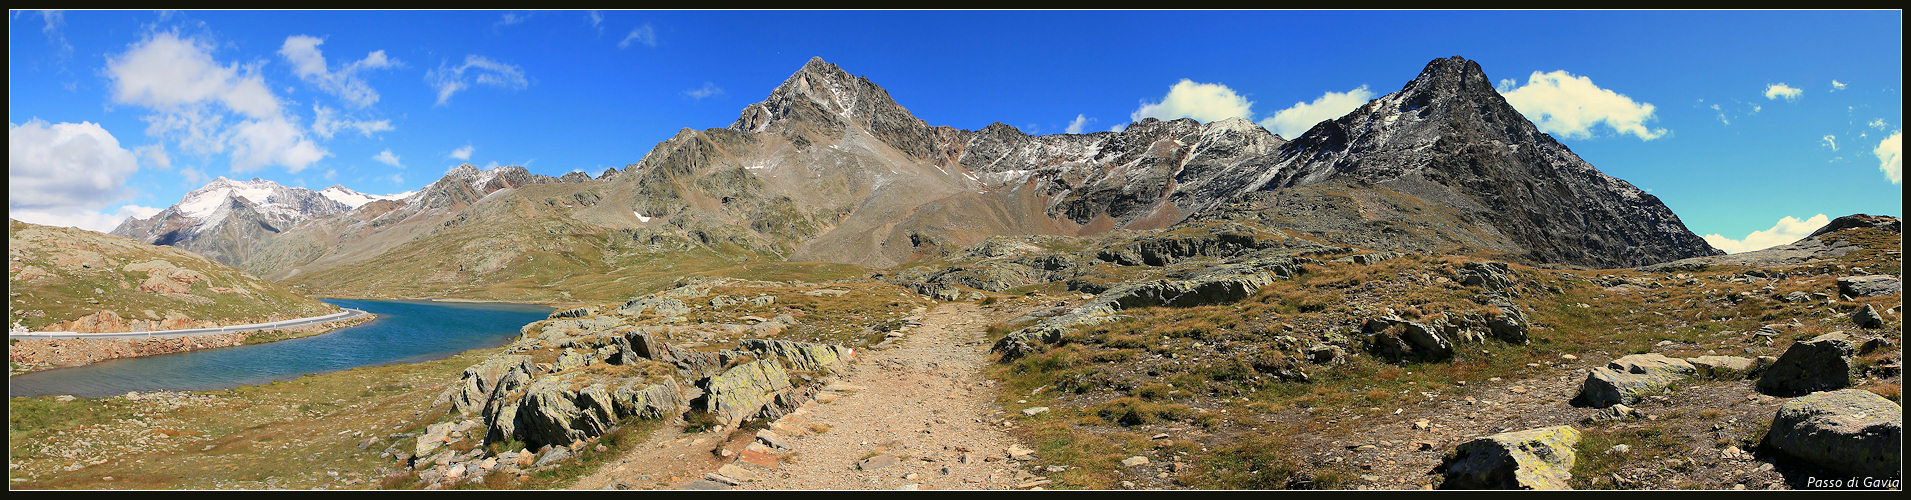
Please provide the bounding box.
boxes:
[992,256,1309,360]
[1837,275,1901,298]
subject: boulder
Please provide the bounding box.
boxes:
[515,374,614,447]
[1365,317,1453,362]
[1575,353,1694,408]
[1836,275,1901,298]
[1459,262,1514,292]
[739,339,851,372]
[442,355,536,416]
[1757,333,1856,396]
[508,373,683,448]
[531,445,571,468]
[1765,389,1902,478]
[697,358,794,427]
[1485,303,1530,345]
[415,421,457,457]
[1852,304,1885,329]
[1439,425,1581,490]
[1685,355,1757,380]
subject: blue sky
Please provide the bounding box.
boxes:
[8,10,1902,254]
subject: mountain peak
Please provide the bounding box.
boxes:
[1397,55,1497,104]
[730,57,922,136]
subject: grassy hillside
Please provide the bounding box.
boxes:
[8,219,338,332]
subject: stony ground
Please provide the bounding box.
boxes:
[1282,352,1796,490]
[569,302,1044,490]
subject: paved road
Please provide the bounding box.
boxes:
[9,308,371,339]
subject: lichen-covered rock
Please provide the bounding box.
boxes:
[740,339,851,372]
[1757,332,1856,397]
[697,358,794,427]
[441,355,536,416]
[1575,353,1695,408]
[515,374,614,447]
[1765,389,1902,478]
[511,373,683,448]
[553,349,593,372]
[1836,275,1901,298]
[1439,425,1580,489]
[1685,355,1756,380]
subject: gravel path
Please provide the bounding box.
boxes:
[735,302,1034,490]
[570,302,1038,490]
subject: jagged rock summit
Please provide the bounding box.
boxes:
[1201,56,1721,268]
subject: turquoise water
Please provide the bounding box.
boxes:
[8,299,550,399]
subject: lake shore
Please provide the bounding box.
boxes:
[8,314,373,377]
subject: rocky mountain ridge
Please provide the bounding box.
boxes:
[129,55,1730,302]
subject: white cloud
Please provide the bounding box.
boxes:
[311,104,393,139]
[449,144,474,161]
[1131,79,1255,124]
[10,205,167,233]
[1869,118,1888,130]
[1065,114,1094,134]
[228,115,327,173]
[38,10,72,56]
[588,11,604,34]
[1500,70,1666,141]
[7,119,160,232]
[135,144,171,169]
[1259,85,1374,139]
[1710,103,1730,125]
[373,148,402,168]
[495,12,528,28]
[1821,134,1838,152]
[684,82,723,100]
[1702,214,1831,254]
[1831,80,1847,91]
[278,34,397,109]
[107,32,282,119]
[179,167,208,187]
[106,32,327,174]
[619,24,657,49]
[9,119,142,212]
[426,55,529,106]
[1876,131,1902,184]
[1764,83,1802,101]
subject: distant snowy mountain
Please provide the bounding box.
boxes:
[110,177,408,267]
[320,185,416,209]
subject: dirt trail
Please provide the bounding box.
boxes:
[571,302,1038,490]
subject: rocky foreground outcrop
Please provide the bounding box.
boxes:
[1438,425,1581,489]
[407,279,889,487]
[1765,389,1902,478]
